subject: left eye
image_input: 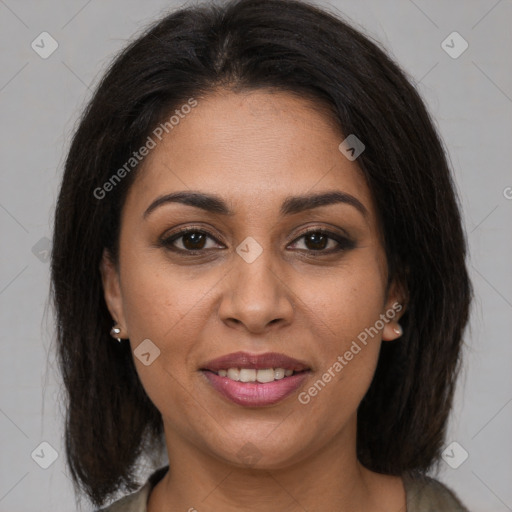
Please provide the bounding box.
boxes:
[289,230,349,252]
[160,228,353,254]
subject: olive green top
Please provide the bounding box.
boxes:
[97,465,470,511]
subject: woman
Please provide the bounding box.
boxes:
[50,0,473,510]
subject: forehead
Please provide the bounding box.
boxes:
[124,89,377,223]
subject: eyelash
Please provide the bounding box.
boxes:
[159,226,355,256]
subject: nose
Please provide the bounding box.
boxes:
[217,243,295,334]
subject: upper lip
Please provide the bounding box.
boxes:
[200,351,311,372]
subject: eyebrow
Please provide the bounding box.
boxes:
[143,190,368,219]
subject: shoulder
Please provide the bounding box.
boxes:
[403,472,470,512]
[95,484,150,512]
[95,466,169,512]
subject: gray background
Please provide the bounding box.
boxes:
[0,0,511,511]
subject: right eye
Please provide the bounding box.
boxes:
[160,228,224,254]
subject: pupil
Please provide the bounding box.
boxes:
[306,233,327,250]
[183,232,205,250]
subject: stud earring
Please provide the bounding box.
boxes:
[392,324,403,338]
[110,324,123,343]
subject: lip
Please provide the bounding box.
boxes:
[201,369,311,407]
[199,351,311,372]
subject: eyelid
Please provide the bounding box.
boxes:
[291,224,351,242]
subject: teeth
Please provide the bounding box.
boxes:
[275,368,285,380]
[216,368,296,382]
[226,368,238,380]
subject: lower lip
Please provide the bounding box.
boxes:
[201,370,310,407]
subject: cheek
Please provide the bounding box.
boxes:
[296,258,386,394]
[297,283,384,432]
[118,261,204,419]
[119,256,210,342]
[300,258,386,341]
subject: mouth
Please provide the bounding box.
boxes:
[199,351,311,407]
[200,350,311,374]
[200,369,311,407]
[201,367,309,383]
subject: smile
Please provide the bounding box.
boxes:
[214,367,297,382]
[201,369,310,407]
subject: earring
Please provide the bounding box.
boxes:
[110,324,123,343]
[392,324,403,338]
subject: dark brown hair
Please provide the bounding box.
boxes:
[50,0,473,507]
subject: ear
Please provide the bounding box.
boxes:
[99,248,128,335]
[382,276,408,341]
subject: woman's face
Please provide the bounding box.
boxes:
[101,89,404,469]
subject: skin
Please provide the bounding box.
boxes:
[101,89,407,512]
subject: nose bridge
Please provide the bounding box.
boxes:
[218,235,294,332]
[236,235,279,294]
